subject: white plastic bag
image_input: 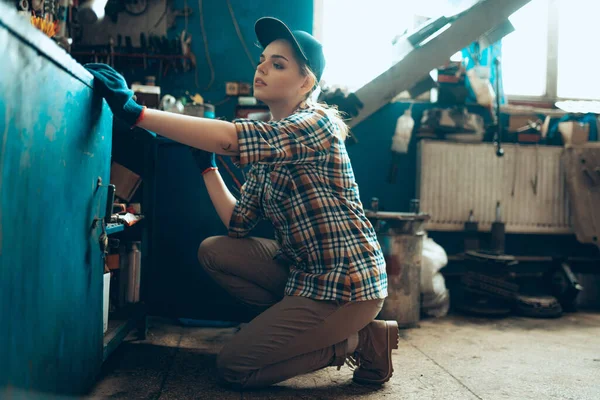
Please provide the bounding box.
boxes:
[421,237,448,294]
[421,237,450,317]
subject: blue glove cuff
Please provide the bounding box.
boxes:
[123,98,145,127]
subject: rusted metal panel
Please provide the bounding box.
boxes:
[562,144,600,248]
[368,212,430,328]
[0,4,112,395]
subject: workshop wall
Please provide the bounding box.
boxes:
[159,0,313,116]
[138,0,423,320]
[126,1,597,321]
[157,0,417,211]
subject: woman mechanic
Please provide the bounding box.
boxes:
[85,16,398,390]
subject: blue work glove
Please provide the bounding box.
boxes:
[190,148,217,173]
[84,63,144,127]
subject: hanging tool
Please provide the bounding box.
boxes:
[108,36,115,67]
[490,201,505,254]
[157,36,173,76]
[493,57,504,157]
[115,34,123,70]
[464,210,480,251]
[170,37,180,73]
[180,30,196,72]
[531,144,539,195]
[125,36,133,73]
[140,33,147,71]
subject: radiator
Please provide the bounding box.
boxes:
[416,140,572,234]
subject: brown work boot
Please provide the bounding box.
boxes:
[349,320,399,385]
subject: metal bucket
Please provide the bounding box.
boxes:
[368,211,430,328]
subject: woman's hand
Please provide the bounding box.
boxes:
[85,64,239,155]
[191,148,217,172]
[84,63,144,127]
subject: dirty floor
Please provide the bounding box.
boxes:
[88,312,600,400]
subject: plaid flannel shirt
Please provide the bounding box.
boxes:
[229,105,387,302]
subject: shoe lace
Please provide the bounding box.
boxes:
[337,351,368,371]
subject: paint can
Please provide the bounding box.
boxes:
[368,211,430,328]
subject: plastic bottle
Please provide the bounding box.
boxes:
[127,242,142,303]
[467,65,495,107]
[391,107,414,154]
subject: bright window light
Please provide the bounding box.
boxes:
[557,0,600,100]
[318,0,461,92]
[319,0,598,101]
[501,0,549,97]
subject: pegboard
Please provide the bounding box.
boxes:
[78,0,168,47]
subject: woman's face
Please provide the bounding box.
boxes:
[253,39,311,104]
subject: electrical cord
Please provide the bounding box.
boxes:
[183,0,188,32]
[198,0,215,90]
[213,96,232,106]
[217,155,242,190]
[225,0,256,70]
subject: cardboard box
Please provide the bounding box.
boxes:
[559,121,590,145]
[110,162,142,202]
[509,114,541,132]
[107,253,120,270]
[131,84,160,109]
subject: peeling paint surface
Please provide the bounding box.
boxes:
[0,104,8,255]
[45,121,57,141]
[0,9,113,396]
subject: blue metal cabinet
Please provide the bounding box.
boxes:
[0,5,113,396]
[144,139,274,323]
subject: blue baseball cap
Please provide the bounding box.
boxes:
[255,17,326,84]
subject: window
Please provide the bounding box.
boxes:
[500,0,549,97]
[503,0,599,100]
[555,0,598,100]
[313,0,473,92]
[314,0,599,101]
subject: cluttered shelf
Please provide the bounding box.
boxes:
[103,224,146,362]
[71,51,192,60]
[106,223,124,235]
[106,215,144,236]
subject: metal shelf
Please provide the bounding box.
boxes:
[106,223,124,235]
[106,216,145,235]
[71,51,191,60]
[103,303,146,362]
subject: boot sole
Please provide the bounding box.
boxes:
[353,320,399,385]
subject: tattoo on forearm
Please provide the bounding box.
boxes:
[221,142,237,154]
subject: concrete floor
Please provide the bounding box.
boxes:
[88,312,600,400]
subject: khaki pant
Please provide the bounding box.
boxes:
[198,236,384,389]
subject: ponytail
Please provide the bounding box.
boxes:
[301,67,349,141]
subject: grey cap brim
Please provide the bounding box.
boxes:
[254,17,308,62]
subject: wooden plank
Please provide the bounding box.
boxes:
[103,318,136,362]
[349,0,531,128]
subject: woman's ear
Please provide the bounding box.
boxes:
[300,74,316,96]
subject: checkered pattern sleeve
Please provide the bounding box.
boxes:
[232,108,333,167]
[228,169,263,238]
